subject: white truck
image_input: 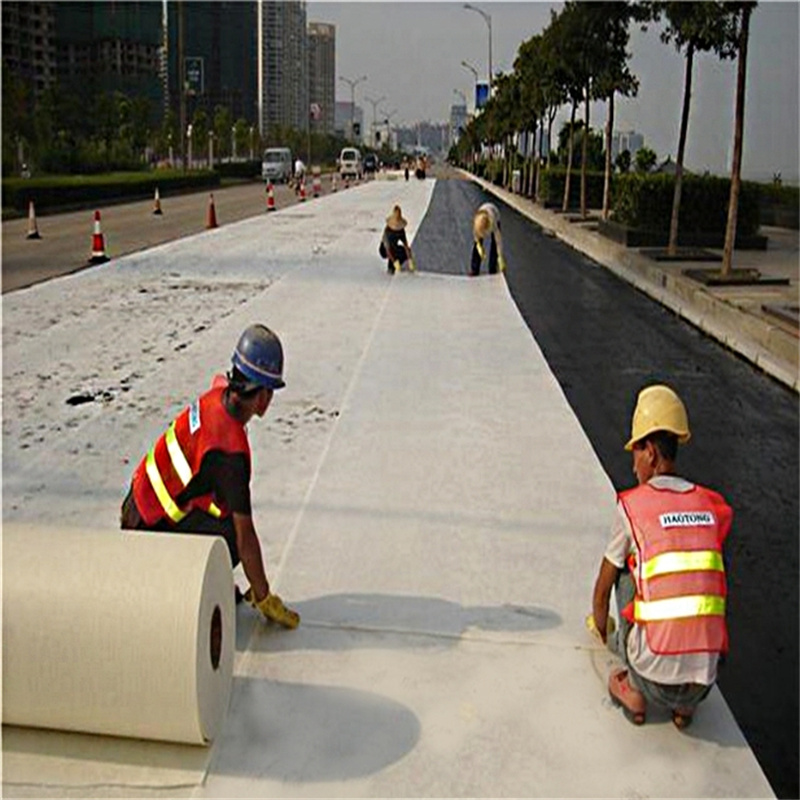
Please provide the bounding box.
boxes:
[261,147,293,183]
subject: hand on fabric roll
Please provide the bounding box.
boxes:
[393,260,402,273]
[245,588,300,629]
[475,240,486,260]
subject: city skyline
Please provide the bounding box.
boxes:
[309,1,800,182]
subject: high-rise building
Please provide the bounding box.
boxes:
[258,0,308,137]
[450,103,468,147]
[308,21,335,136]
[55,2,162,109]
[611,130,644,160]
[2,2,57,99]
[166,2,258,128]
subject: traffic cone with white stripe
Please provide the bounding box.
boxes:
[89,210,109,264]
[266,182,276,212]
[331,173,338,193]
[153,186,163,215]
[206,193,218,229]
[312,174,321,198]
[26,200,41,239]
[298,181,306,202]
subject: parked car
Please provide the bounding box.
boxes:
[339,147,363,180]
[363,153,379,174]
[261,147,293,183]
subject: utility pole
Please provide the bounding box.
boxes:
[364,94,386,149]
[339,75,367,142]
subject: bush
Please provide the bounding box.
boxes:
[2,169,220,213]
[215,159,261,180]
[538,167,607,209]
[611,173,760,236]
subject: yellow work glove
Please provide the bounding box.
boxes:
[585,613,616,642]
[498,255,507,273]
[245,588,300,629]
[475,239,486,260]
[408,257,417,272]
[393,259,402,273]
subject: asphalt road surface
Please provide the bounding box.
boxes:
[414,175,798,799]
[1,178,324,293]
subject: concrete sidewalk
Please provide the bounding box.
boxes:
[466,172,799,392]
[2,179,775,798]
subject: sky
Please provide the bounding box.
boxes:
[306,1,800,182]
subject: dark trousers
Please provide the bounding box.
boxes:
[120,486,239,567]
[470,233,498,276]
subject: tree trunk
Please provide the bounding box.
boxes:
[581,83,590,218]
[562,100,577,213]
[547,107,556,170]
[668,42,695,256]
[603,90,615,221]
[536,120,545,202]
[721,8,752,277]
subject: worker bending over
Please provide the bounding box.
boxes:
[592,385,731,728]
[471,202,507,276]
[121,324,300,629]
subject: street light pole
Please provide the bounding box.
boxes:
[461,59,479,109]
[339,74,367,142]
[463,4,492,96]
[364,94,386,149]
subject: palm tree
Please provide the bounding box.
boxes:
[721,3,757,277]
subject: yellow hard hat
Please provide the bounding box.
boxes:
[625,384,691,451]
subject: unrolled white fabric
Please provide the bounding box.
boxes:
[3,524,234,745]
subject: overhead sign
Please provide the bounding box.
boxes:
[184,57,204,96]
[475,82,489,110]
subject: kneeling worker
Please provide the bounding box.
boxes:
[591,385,731,728]
[121,324,300,629]
[471,202,507,276]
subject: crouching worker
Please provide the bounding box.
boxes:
[591,385,731,729]
[380,205,415,274]
[471,202,507,276]
[121,324,300,629]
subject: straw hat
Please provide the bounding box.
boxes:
[386,205,407,231]
[473,209,492,239]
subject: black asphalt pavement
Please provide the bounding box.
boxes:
[414,176,799,799]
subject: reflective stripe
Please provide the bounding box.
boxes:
[635,594,725,622]
[146,448,186,523]
[165,422,222,518]
[642,550,724,580]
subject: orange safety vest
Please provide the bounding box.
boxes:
[132,381,250,526]
[619,482,732,656]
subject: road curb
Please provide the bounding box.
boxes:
[463,171,798,393]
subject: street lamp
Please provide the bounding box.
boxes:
[461,59,479,108]
[231,126,237,160]
[379,108,397,151]
[186,124,193,170]
[339,74,367,142]
[364,94,386,148]
[463,4,492,95]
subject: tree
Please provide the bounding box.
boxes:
[654,2,738,254]
[721,3,757,277]
[634,146,657,173]
[615,149,632,173]
[213,105,233,159]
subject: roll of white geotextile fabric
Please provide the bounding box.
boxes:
[3,524,234,745]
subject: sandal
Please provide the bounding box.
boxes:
[608,668,647,725]
[672,708,694,730]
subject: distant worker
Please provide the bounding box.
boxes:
[293,157,306,191]
[591,385,732,729]
[403,158,410,181]
[471,202,507,276]
[121,324,300,629]
[380,204,415,275]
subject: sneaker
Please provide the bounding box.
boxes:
[608,668,646,725]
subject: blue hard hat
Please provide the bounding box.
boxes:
[231,324,285,390]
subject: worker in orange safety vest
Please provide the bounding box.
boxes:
[121,324,300,629]
[591,384,732,729]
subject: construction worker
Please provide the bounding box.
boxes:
[380,204,415,274]
[120,324,300,629]
[471,202,507,276]
[591,385,732,728]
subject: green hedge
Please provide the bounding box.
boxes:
[215,160,261,180]
[611,173,760,236]
[2,170,220,213]
[538,168,606,210]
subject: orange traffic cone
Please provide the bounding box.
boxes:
[266,182,276,212]
[298,181,306,202]
[26,200,41,239]
[153,186,163,215]
[331,173,338,193]
[89,210,109,264]
[206,193,218,229]
[312,175,321,198]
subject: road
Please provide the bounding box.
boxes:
[413,176,798,799]
[1,177,336,293]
